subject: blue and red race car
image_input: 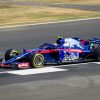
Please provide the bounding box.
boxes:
[0,37,100,69]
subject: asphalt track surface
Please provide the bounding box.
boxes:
[0,18,100,100]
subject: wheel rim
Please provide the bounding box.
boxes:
[34,56,43,66]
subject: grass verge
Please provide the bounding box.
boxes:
[15,0,100,4]
[0,4,100,26]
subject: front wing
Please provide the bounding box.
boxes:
[0,60,30,69]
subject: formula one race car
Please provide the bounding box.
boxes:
[0,37,100,69]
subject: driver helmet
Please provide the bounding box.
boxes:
[56,36,65,45]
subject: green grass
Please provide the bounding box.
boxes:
[15,0,100,4]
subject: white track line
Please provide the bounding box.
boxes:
[91,62,100,64]
[0,63,91,75]
[0,71,7,74]
[53,62,94,68]
[7,67,68,75]
[0,62,99,75]
[0,63,83,75]
[0,17,100,29]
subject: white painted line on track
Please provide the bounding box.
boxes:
[0,17,100,29]
[0,62,99,75]
[91,62,100,64]
[7,67,68,75]
[0,71,7,74]
[0,63,91,75]
[53,62,94,68]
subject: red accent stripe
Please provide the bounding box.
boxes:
[0,64,10,67]
[36,48,83,54]
[65,49,83,53]
[38,49,57,53]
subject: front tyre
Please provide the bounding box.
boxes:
[5,49,20,61]
[29,53,44,68]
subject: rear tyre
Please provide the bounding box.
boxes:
[93,47,100,61]
[5,49,20,61]
[29,53,44,68]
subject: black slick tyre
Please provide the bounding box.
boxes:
[29,53,44,68]
[5,49,20,61]
[93,47,100,61]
